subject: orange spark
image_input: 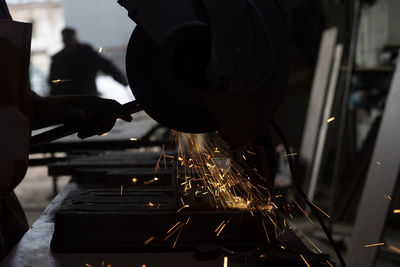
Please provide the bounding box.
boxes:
[326,260,334,267]
[308,200,331,219]
[284,153,298,157]
[215,221,225,233]
[216,223,226,237]
[120,185,123,195]
[364,243,385,247]
[167,222,181,234]
[293,199,313,224]
[172,227,183,248]
[143,177,159,185]
[144,236,154,245]
[384,195,392,200]
[300,254,310,267]
[393,209,400,214]
[246,150,257,155]
[327,117,335,123]
[389,245,400,254]
[261,219,271,243]
[176,205,190,213]
[51,79,72,84]
[223,256,228,267]
[130,137,138,141]
[164,223,184,241]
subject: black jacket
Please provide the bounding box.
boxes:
[49,44,128,96]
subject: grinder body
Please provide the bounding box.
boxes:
[119,0,291,145]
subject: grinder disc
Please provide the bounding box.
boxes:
[125,25,219,133]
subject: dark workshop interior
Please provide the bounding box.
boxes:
[1,0,400,266]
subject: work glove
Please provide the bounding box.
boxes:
[60,96,132,139]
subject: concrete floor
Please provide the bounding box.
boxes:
[14,166,70,226]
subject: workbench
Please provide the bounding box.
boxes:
[0,182,249,267]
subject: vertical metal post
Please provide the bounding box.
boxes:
[347,54,400,267]
[300,28,338,199]
[330,0,362,208]
[307,44,344,202]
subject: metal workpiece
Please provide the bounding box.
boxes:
[0,183,245,267]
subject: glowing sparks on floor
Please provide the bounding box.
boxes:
[120,185,123,195]
[393,209,400,214]
[98,46,103,53]
[130,137,138,141]
[376,161,382,166]
[364,242,385,247]
[132,177,138,184]
[327,117,335,123]
[101,132,109,136]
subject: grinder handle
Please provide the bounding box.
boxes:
[30,100,142,150]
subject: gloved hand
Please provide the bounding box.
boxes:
[32,94,132,138]
[61,96,132,138]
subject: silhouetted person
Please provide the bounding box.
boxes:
[49,28,128,96]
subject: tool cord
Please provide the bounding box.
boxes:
[270,120,347,267]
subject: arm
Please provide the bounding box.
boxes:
[92,48,129,86]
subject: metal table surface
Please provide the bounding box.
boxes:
[0,182,246,267]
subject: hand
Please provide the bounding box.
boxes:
[60,96,132,139]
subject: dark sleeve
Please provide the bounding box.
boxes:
[90,47,128,86]
[0,0,12,20]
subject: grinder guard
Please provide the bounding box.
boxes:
[119,0,291,143]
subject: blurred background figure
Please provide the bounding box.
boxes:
[48,27,128,96]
